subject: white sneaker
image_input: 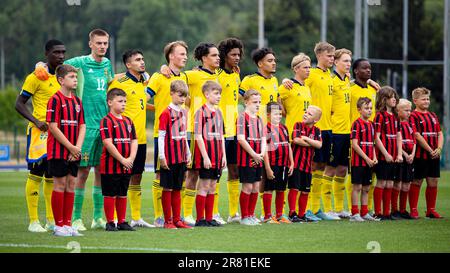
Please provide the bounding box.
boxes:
[64,225,84,236]
[213,214,227,225]
[249,216,262,225]
[227,213,241,223]
[183,215,196,227]
[131,218,155,228]
[349,214,365,222]
[53,225,71,237]
[72,219,87,231]
[240,217,254,226]
[28,221,47,233]
[362,213,381,221]
[91,218,106,229]
[325,211,342,220]
[337,210,352,219]
[44,220,55,231]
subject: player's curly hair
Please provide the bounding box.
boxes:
[251,47,274,66]
[218,38,244,69]
[376,86,400,115]
[193,42,217,62]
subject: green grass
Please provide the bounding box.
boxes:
[1,171,450,253]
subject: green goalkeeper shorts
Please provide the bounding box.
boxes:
[80,128,103,167]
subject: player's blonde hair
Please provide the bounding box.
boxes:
[412,87,431,100]
[334,48,352,60]
[202,80,222,95]
[164,41,188,63]
[243,89,261,102]
[291,53,311,70]
[397,98,412,109]
[308,105,322,120]
[89,28,109,40]
[170,80,188,97]
[314,41,335,56]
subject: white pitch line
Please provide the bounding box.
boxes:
[0,243,238,253]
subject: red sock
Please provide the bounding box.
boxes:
[161,190,172,223]
[171,190,181,223]
[391,188,400,212]
[116,197,127,224]
[383,188,392,216]
[298,192,309,217]
[425,186,438,213]
[373,187,384,215]
[262,193,272,219]
[51,191,64,227]
[288,189,298,215]
[205,194,215,221]
[275,191,284,218]
[409,184,421,211]
[195,194,206,221]
[351,205,359,216]
[248,192,259,217]
[361,205,368,217]
[239,191,250,218]
[400,190,408,213]
[63,191,74,226]
[103,196,115,223]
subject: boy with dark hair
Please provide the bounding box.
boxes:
[47,64,86,236]
[100,88,137,231]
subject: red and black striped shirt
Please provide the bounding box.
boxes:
[400,121,416,154]
[409,110,441,159]
[46,91,85,160]
[351,118,375,167]
[291,122,321,173]
[374,111,400,161]
[237,112,265,167]
[159,106,188,165]
[193,104,225,169]
[266,122,290,167]
[100,113,136,174]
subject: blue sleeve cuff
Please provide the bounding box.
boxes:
[146,87,156,97]
[239,89,246,96]
[21,90,32,98]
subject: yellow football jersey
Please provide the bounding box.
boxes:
[185,67,219,132]
[218,68,241,138]
[278,78,312,137]
[350,81,377,123]
[331,71,351,134]
[305,67,333,131]
[147,71,188,137]
[239,72,279,119]
[21,72,60,128]
[108,72,148,144]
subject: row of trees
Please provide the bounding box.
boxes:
[0,0,445,132]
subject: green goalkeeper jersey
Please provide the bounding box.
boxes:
[65,55,114,129]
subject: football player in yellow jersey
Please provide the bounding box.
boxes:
[15,40,66,232]
[217,38,244,224]
[239,47,279,120]
[239,47,279,222]
[147,41,188,227]
[322,49,353,219]
[347,58,379,213]
[108,50,155,229]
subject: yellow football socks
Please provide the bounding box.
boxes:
[128,184,142,221]
[213,185,220,215]
[183,188,196,218]
[321,175,333,212]
[25,174,42,223]
[333,176,346,212]
[43,177,54,222]
[152,179,163,219]
[310,170,323,214]
[227,179,240,216]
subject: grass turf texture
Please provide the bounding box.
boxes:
[1,171,449,253]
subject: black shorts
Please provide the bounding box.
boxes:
[375,161,398,181]
[28,158,50,178]
[239,166,262,183]
[48,159,79,178]
[264,166,289,191]
[313,130,332,163]
[396,162,414,183]
[132,144,147,175]
[288,169,312,192]
[225,137,238,165]
[160,163,187,190]
[351,166,373,186]
[413,158,440,180]
[199,168,222,180]
[101,174,131,196]
[328,134,350,167]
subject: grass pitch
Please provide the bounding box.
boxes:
[1,171,449,253]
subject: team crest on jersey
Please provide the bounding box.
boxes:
[40,131,48,140]
[104,68,109,76]
[128,125,132,133]
[282,128,288,136]
[274,84,278,91]
[432,118,436,124]
[75,105,81,113]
